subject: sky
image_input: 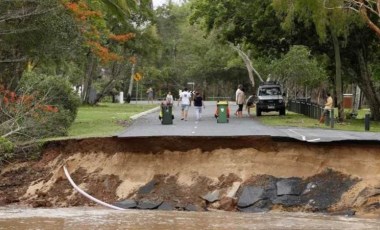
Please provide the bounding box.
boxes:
[152,0,182,8]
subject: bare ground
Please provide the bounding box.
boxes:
[0,137,379,217]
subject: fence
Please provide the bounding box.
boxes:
[287,100,324,120]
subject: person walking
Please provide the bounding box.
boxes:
[178,87,192,121]
[146,87,154,104]
[193,91,205,121]
[319,93,333,123]
[236,87,245,118]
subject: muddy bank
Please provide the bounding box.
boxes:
[0,137,379,217]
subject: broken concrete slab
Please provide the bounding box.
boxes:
[158,201,174,211]
[137,179,158,195]
[237,186,264,208]
[113,199,137,209]
[201,190,220,203]
[302,182,317,195]
[238,199,272,213]
[137,200,163,209]
[273,194,303,206]
[276,178,304,196]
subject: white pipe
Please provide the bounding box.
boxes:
[63,165,126,211]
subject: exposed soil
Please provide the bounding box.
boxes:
[0,137,379,217]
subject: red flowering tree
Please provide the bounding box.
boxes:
[62,0,137,104]
[0,85,59,162]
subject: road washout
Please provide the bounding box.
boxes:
[0,137,379,217]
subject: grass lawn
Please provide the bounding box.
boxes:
[257,110,380,132]
[67,103,158,138]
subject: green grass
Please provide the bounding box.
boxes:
[67,103,157,138]
[257,110,380,132]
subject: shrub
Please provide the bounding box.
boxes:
[0,137,14,164]
[19,72,81,136]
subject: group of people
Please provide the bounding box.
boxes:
[177,88,205,121]
[155,85,334,123]
[171,85,255,122]
[158,88,205,122]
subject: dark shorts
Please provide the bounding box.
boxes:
[247,102,253,107]
[238,104,243,111]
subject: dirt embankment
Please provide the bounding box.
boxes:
[0,137,379,216]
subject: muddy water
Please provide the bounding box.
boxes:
[0,207,379,230]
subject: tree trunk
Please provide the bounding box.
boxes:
[82,53,98,104]
[331,31,344,122]
[94,62,123,104]
[229,43,263,87]
[356,49,380,120]
[126,63,135,103]
[352,84,361,115]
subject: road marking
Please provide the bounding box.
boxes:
[288,129,321,142]
[288,129,306,141]
[307,138,321,142]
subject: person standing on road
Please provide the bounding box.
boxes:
[193,91,205,121]
[166,91,173,105]
[236,87,245,118]
[146,87,154,104]
[235,84,243,115]
[178,88,192,121]
[319,93,333,123]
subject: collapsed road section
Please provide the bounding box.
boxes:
[0,136,379,217]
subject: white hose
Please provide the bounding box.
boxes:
[63,165,126,211]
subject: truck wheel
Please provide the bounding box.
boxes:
[256,107,262,116]
[279,108,286,116]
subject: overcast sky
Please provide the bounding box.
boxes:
[152,0,182,8]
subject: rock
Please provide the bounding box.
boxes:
[137,179,157,195]
[218,197,237,211]
[302,182,317,195]
[201,190,220,203]
[276,178,304,196]
[137,200,163,210]
[262,180,278,201]
[185,204,202,212]
[237,186,264,208]
[158,202,174,211]
[113,199,137,209]
[272,195,302,206]
[226,182,241,198]
[238,200,272,213]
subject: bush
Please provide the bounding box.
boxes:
[0,137,14,164]
[18,72,81,136]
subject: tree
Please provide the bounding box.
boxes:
[62,0,156,104]
[273,0,363,121]
[0,0,83,89]
[154,3,249,97]
[324,0,380,37]
[271,45,328,99]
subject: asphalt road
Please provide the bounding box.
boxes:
[118,101,380,143]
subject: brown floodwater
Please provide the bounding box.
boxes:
[0,206,379,230]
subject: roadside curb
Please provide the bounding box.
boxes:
[130,106,160,120]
